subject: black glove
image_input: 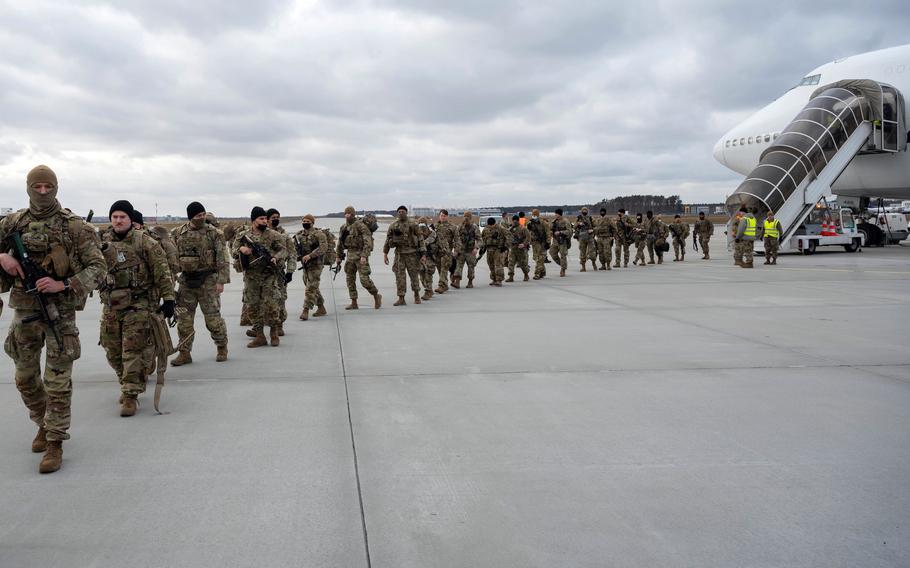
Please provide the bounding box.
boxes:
[160,299,176,319]
[285,272,293,285]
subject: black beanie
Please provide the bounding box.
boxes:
[130,209,144,226]
[110,200,134,219]
[187,201,205,219]
[266,208,279,217]
[486,217,496,226]
[251,206,267,221]
[397,205,408,212]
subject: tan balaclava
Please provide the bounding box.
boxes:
[27,165,61,218]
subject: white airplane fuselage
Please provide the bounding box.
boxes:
[714,44,910,199]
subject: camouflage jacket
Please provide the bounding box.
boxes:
[273,226,297,273]
[614,215,633,243]
[573,215,595,241]
[383,218,425,255]
[654,220,670,243]
[0,207,105,311]
[294,226,328,268]
[527,217,550,246]
[593,216,616,239]
[550,217,572,244]
[148,226,180,283]
[694,219,714,238]
[100,227,175,310]
[481,224,508,250]
[231,226,289,273]
[434,220,457,254]
[669,221,690,241]
[171,221,230,284]
[509,224,531,250]
[338,218,373,259]
[454,222,481,254]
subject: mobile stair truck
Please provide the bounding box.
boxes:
[725,80,907,255]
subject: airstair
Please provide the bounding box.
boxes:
[725,80,906,245]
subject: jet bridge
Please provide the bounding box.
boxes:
[725,80,906,245]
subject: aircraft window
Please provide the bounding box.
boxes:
[732,139,737,146]
[740,138,745,145]
[748,137,753,144]
[796,74,821,87]
[726,140,731,148]
[756,135,763,143]
[773,132,780,140]
[764,134,771,142]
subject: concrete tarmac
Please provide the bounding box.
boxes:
[2,224,909,567]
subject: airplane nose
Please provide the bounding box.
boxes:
[712,138,726,166]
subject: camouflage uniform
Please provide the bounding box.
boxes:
[763,217,782,264]
[1,199,105,443]
[548,216,572,274]
[148,226,180,283]
[694,217,714,259]
[507,222,531,280]
[338,217,380,301]
[434,219,456,293]
[294,225,327,311]
[653,218,669,264]
[272,225,297,328]
[642,216,656,263]
[573,213,596,269]
[527,216,550,279]
[232,227,288,334]
[454,219,481,286]
[418,221,437,299]
[171,220,230,355]
[669,220,690,261]
[384,216,426,299]
[632,220,648,266]
[481,224,507,285]
[593,215,615,270]
[614,214,632,267]
[99,227,174,400]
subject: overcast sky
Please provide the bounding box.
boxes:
[1,0,908,217]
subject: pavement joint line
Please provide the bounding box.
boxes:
[331,282,373,568]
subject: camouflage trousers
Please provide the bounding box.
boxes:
[5,310,80,442]
[486,249,505,283]
[277,275,289,324]
[393,251,422,296]
[435,253,452,291]
[699,236,711,257]
[100,307,152,398]
[596,237,613,267]
[548,241,568,270]
[634,240,647,264]
[243,269,281,332]
[578,239,596,263]
[673,238,686,259]
[614,239,630,266]
[764,237,779,262]
[508,247,529,277]
[301,264,325,310]
[176,276,227,352]
[419,257,436,292]
[345,257,378,300]
[734,240,754,263]
[531,242,547,277]
[454,251,477,281]
[647,238,656,262]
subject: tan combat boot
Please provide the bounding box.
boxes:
[533,274,541,280]
[32,426,47,453]
[580,263,587,272]
[39,441,62,474]
[276,323,285,337]
[313,303,328,317]
[247,331,267,348]
[421,290,432,301]
[372,293,382,309]
[560,268,566,277]
[523,273,529,282]
[269,327,280,346]
[657,257,663,264]
[170,351,192,367]
[613,262,620,268]
[414,292,422,304]
[393,296,406,306]
[451,277,460,289]
[120,397,137,417]
[345,299,359,310]
[216,345,228,362]
[492,281,502,287]
[466,279,473,288]
[300,308,310,321]
[734,259,743,267]
[704,254,710,260]
[246,329,258,338]
[742,261,754,269]
[506,275,514,282]
[605,264,611,270]
[434,286,445,294]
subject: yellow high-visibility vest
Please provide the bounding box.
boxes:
[744,217,756,237]
[764,220,779,238]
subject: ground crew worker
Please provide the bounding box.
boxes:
[98,200,175,417]
[527,209,550,279]
[507,215,531,282]
[453,212,481,289]
[735,206,757,268]
[693,211,714,260]
[548,208,572,277]
[763,211,782,265]
[384,205,426,306]
[0,165,106,474]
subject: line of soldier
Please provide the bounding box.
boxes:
[0,165,721,474]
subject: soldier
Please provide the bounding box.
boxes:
[170,202,230,366]
[99,201,175,417]
[613,208,632,268]
[453,212,481,288]
[573,207,596,271]
[763,211,782,265]
[653,214,669,264]
[632,213,649,266]
[734,206,757,268]
[129,209,145,231]
[481,217,507,286]
[336,206,382,310]
[295,214,328,320]
[669,215,690,261]
[594,208,614,270]
[548,208,572,277]
[693,211,714,260]
[527,209,550,279]
[0,165,106,473]
[149,225,180,283]
[417,217,436,301]
[643,210,657,264]
[233,206,288,346]
[266,208,296,337]
[383,205,426,306]
[499,212,512,267]
[434,209,456,294]
[730,208,745,266]
[205,212,232,284]
[507,215,531,282]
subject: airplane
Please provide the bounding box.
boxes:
[714,44,910,201]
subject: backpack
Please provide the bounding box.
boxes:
[321,227,337,265]
[362,213,379,233]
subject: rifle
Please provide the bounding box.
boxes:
[477,245,487,260]
[238,233,277,272]
[86,209,94,223]
[151,307,192,415]
[10,232,63,348]
[693,236,699,252]
[294,235,321,271]
[330,262,343,280]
